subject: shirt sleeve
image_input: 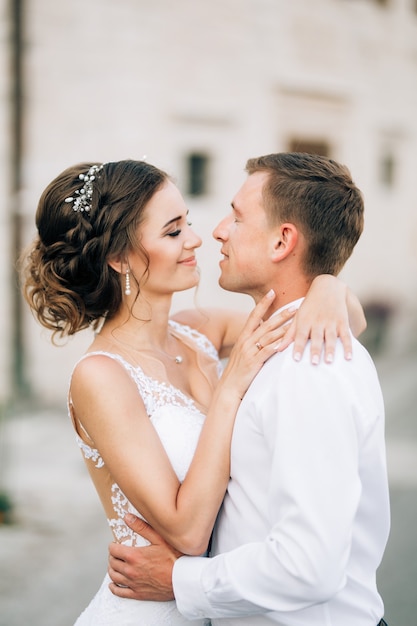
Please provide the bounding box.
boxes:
[173,347,371,620]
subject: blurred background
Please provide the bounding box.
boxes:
[0,0,416,624]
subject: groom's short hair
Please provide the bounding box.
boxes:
[246,152,364,277]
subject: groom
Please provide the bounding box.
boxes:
[108,152,390,625]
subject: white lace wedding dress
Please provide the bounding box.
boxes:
[68,321,221,625]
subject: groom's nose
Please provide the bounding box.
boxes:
[212,214,232,241]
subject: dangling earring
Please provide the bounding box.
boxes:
[124,269,131,296]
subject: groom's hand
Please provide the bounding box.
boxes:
[108,514,182,601]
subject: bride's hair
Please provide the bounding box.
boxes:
[21,159,169,339]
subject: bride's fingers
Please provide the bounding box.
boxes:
[250,304,297,348]
[261,306,296,333]
[248,329,291,365]
[332,325,353,362]
[277,319,353,364]
[239,290,276,335]
[254,321,293,350]
[243,305,296,343]
[275,318,297,353]
[274,309,325,362]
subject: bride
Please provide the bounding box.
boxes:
[22,159,364,625]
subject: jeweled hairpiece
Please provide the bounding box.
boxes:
[64,164,104,212]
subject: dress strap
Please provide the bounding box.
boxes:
[71,350,139,374]
[168,319,222,376]
[67,351,139,443]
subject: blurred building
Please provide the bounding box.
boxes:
[1,0,417,406]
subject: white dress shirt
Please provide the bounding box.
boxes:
[173,300,390,625]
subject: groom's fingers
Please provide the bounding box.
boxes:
[108,542,132,567]
[109,580,136,599]
[108,558,128,585]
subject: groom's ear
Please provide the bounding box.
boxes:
[270,223,299,262]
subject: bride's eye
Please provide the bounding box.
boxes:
[167,229,181,237]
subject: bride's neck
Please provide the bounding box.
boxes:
[100,300,173,352]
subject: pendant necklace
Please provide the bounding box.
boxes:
[139,333,184,365]
[101,329,184,365]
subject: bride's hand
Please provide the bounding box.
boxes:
[219,289,295,401]
[277,275,359,364]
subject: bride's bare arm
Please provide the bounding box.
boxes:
[277,275,366,364]
[70,292,291,556]
[173,275,365,364]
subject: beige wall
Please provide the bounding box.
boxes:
[0,0,13,402]
[2,0,416,405]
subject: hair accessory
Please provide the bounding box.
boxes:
[124,269,131,296]
[64,164,104,212]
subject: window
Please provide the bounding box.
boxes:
[339,0,389,5]
[287,138,331,157]
[380,151,395,187]
[186,152,210,197]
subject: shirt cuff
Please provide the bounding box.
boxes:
[172,555,212,620]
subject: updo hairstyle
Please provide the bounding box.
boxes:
[22,159,169,339]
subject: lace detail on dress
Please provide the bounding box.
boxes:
[109,484,145,546]
[75,434,104,468]
[69,320,220,549]
[169,319,223,377]
[128,363,202,418]
[70,320,217,624]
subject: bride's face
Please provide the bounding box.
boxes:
[129,180,202,295]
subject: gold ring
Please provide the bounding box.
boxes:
[255,341,263,351]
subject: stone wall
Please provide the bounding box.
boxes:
[1,0,416,404]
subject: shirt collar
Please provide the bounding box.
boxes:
[271,297,305,318]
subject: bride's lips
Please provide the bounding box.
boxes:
[178,256,197,266]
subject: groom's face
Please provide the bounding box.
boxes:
[212,172,273,298]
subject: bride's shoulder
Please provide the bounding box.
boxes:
[71,350,135,396]
[170,307,232,351]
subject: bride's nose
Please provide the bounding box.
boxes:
[184,226,202,249]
